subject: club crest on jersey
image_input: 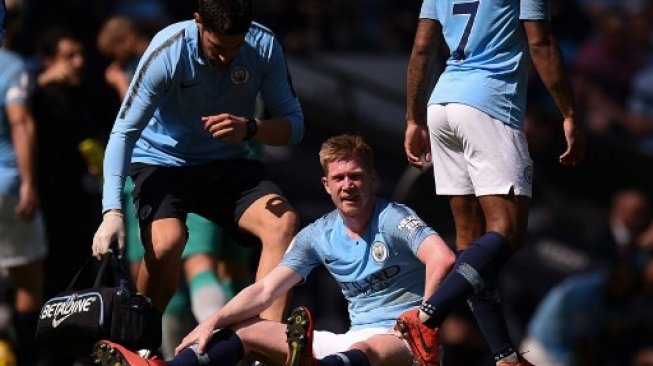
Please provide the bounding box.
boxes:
[397,215,425,232]
[140,205,153,220]
[371,241,388,263]
[230,65,250,85]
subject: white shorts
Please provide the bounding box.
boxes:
[0,195,47,268]
[313,327,401,359]
[427,103,533,197]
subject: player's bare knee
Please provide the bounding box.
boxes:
[145,237,185,267]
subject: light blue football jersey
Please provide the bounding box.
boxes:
[102,20,303,211]
[0,49,30,195]
[420,0,549,129]
[281,198,439,330]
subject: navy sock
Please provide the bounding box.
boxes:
[467,285,517,362]
[167,329,244,366]
[319,349,371,366]
[13,311,40,366]
[420,232,511,328]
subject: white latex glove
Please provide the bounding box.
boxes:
[92,210,126,259]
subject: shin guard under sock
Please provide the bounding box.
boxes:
[467,286,517,362]
[420,232,512,328]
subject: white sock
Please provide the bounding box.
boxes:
[191,283,227,321]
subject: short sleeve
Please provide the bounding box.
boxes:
[520,0,550,21]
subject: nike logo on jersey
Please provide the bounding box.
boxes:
[324,257,338,264]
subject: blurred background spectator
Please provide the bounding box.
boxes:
[0,0,652,365]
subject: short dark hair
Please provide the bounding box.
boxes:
[198,0,252,35]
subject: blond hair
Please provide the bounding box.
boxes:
[319,134,375,174]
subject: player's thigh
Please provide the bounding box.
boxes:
[352,334,413,366]
[141,218,187,259]
[130,164,190,253]
[427,104,474,196]
[232,317,288,365]
[237,191,298,240]
[447,103,533,197]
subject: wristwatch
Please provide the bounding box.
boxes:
[244,117,258,140]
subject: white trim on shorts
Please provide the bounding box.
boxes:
[427,103,533,197]
[0,195,48,267]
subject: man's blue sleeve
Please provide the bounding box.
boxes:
[259,38,304,145]
[102,34,178,211]
[419,0,438,20]
[280,226,321,280]
[385,203,438,256]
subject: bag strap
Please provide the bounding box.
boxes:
[107,252,139,292]
[65,253,111,292]
[64,249,137,292]
[93,252,114,288]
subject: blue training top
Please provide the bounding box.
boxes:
[420,0,549,129]
[0,49,30,195]
[102,20,303,211]
[281,198,439,330]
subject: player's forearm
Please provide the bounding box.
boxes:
[102,127,139,212]
[211,268,296,329]
[406,20,442,126]
[406,55,432,126]
[253,114,303,146]
[526,22,576,119]
[423,250,455,300]
[210,281,275,329]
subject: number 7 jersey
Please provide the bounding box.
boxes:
[420,0,549,130]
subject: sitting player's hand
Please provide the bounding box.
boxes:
[175,316,218,355]
[92,211,125,259]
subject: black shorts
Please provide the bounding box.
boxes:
[129,159,284,246]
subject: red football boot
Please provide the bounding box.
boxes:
[92,340,165,366]
[395,309,441,366]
